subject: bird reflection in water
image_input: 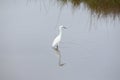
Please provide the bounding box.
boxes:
[53,48,65,67]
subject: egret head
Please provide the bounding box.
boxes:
[59,25,67,29]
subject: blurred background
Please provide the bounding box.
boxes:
[0,0,120,80]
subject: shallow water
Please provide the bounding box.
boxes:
[0,0,120,80]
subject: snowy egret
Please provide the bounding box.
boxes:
[52,25,67,49]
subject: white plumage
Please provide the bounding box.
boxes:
[52,25,66,49]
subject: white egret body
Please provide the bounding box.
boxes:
[52,25,66,49]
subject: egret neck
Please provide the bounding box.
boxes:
[59,27,62,38]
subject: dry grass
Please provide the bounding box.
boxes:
[57,0,120,18]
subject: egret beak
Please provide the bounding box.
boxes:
[63,26,67,29]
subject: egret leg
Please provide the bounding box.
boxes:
[54,45,59,50]
[56,45,58,49]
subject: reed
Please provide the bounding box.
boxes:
[57,0,120,18]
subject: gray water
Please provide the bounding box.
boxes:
[0,0,120,80]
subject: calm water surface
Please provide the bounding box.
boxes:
[0,0,120,80]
